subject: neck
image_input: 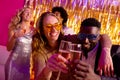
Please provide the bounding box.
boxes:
[83,50,88,59]
[21,21,30,26]
[21,21,31,31]
[48,40,58,49]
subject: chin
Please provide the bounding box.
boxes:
[84,47,90,51]
[51,37,59,41]
[83,45,90,51]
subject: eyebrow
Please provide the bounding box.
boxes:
[44,22,60,26]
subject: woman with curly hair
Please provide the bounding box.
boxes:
[5,7,34,80]
[32,12,69,80]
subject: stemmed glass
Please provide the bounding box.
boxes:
[69,43,82,79]
[59,40,71,59]
[56,40,82,80]
[69,43,82,61]
[56,40,71,80]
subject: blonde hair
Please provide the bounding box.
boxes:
[32,12,63,56]
[8,7,33,30]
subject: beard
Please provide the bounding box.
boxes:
[82,42,97,59]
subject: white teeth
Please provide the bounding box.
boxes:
[50,33,57,36]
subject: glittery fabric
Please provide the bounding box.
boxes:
[5,31,33,80]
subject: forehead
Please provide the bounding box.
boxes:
[80,26,100,34]
[54,11,60,14]
[23,8,32,13]
[43,15,59,25]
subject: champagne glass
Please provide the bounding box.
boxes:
[56,40,71,80]
[59,40,71,59]
[69,43,82,61]
[69,43,82,79]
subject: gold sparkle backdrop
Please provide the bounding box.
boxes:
[25,0,120,45]
[24,0,120,79]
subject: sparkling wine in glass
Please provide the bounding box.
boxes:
[56,40,71,80]
[69,43,82,61]
[69,43,82,79]
[59,40,71,59]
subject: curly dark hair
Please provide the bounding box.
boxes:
[81,18,101,28]
[52,6,68,26]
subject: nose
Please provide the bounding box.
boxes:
[84,37,89,43]
[51,26,57,32]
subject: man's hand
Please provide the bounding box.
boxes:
[97,48,114,76]
[74,60,101,80]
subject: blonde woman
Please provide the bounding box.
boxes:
[32,12,69,80]
[5,7,34,80]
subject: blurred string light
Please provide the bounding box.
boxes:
[25,0,120,45]
[24,0,120,78]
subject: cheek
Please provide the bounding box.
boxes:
[53,31,61,39]
[90,40,98,47]
[90,40,97,44]
[43,29,49,37]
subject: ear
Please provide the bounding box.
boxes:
[97,30,100,40]
[97,35,101,40]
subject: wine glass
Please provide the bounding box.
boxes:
[56,40,71,80]
[69,43,82,61]
[69,43,82,79]
[59,40,71,59]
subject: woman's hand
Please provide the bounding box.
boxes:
[46,54,69,73]
[14,28,26,38]
[7,28,25,51]
[97,48,114,76]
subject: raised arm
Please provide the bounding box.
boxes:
[6,28,16,51]
[6,15,19,51]
[98,34,114,76]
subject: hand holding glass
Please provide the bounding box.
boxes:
[56,40,71,80]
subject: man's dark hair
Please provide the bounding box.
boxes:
[81,18,101,28]
[52,6,68,26]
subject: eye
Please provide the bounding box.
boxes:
[46,24,52,28]
[54,23,61,27]
[92,35,97,38]
[87,34,97,40]
[78,33,86,40]
[54,23,59,26]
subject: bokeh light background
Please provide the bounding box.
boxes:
[25,0,120,45]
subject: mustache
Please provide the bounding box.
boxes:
[82,42,90,45]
